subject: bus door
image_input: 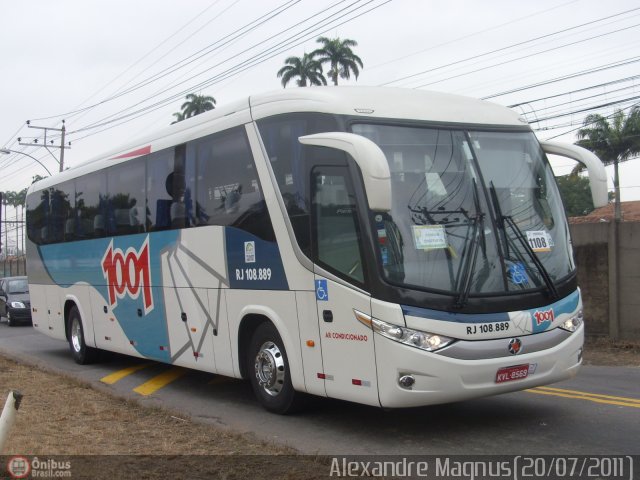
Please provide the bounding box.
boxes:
[311,165,379,407]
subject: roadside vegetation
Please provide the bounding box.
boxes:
[168,36,364,125]
[0,355,328,479]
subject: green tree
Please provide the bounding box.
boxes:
[171,112,185,125]
[556,174,595,217]
[12,188,27,207]
[575,107,640,222]
[277,54,327,88]
[172,93,216,124]
[312,36,363,86]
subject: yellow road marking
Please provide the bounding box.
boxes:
[533,386,640,404]
[527,386,640,408]
[133,367,187,396]
[100,364,150,385]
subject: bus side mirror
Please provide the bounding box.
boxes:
[540,141,608,208]
[299,132,392,212]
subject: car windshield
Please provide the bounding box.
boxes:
[8,279,29,294]
[351,123,574,297]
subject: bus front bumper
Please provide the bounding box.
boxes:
[375,324,583,409]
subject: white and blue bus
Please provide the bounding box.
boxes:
[26,87,607,413]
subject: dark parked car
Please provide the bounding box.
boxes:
[0,276,32,326]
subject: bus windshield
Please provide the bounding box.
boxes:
[351,123,574,297]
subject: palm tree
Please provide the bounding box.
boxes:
[31,174,47,184]
[575,107,640,222]
[181,93,216,118]
[277,54,327,88]
[9,189,27,256]
[171,93,216,124]
[171,112,185,125]
[312,36,363,86]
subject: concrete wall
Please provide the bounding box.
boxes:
[570,222,639,341]
[618,223,640,340]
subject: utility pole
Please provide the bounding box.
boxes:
[18,119,70,172]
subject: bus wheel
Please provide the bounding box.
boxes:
[68,306,99,365]
[247,322,301,414]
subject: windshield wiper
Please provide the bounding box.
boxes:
[489,182,559,299]
[454,178,486,308]
[453,212,483,308]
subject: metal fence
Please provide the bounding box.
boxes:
[0,256,26,277]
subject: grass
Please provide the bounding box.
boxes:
[0,355,329,478]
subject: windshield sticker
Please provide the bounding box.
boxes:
[412,225,448,250]
[508,262,529,285]
[526,230,552,252]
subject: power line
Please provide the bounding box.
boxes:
[521,85,640,122]
[68,0,392,138]
[483,56,640,100]
[29,0,230,123]
[366,0,580,73]
[529,95,640,124]
[67,0,359,134]
[411,22,640,90]
[30,0,302,123]
[380,6,640,87]
[507,74,640,107]
[542,101,640,141]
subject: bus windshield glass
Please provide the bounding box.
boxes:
[351,123,574,297]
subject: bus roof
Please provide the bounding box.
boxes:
[28,87,527,194]
[249,86,525,126]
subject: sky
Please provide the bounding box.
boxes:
[1,0,639,249]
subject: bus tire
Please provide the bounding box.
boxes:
[247,322,301,414]
[68,306,99,365]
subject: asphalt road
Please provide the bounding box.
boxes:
[0,321,638,456]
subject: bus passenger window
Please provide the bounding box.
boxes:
[147,149,175,231]
[107,159,145,236]
[76,172,106,239]
[193,127,275,241]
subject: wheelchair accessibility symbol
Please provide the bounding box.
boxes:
[315,280,329,301]
[508,262,529,285]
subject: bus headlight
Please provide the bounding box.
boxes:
[560,310,583,332]
[10,301,26,309]
[354,310,454,352]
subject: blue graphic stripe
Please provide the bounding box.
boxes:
[39,231,178,362]
[402,305,510,324]
[402,289,580,325]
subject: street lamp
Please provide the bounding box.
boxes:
[0,148,52,176]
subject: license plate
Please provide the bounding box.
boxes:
[495,364,529,383]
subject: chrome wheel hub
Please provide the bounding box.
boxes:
[254,341,285,397]
[71,319,82,353]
